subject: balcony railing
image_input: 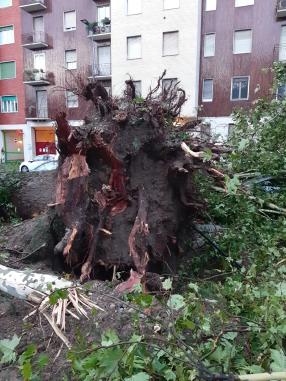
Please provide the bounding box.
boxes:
[22,31,51,49]
[277,0,286,17]
[20,0,47,12]
[23,70,52,86]
[90,63,111,78]
[87,23,111,41]
[26,106,49,120]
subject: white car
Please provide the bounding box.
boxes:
[19,154,58,173]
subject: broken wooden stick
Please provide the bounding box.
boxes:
[0,265,104,348]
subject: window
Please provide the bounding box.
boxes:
[235,0,254,6]
[204,33,215,57]
[127,0,142,15]
[34,53,46,71]
[279,26,286,61]
[133,81,142,96]
[64,11,76,31]
[277,84,286,99]
[0,61,16,80]
[0,26,14,45]
[164,0,180,10]
[231,77,249,100]
[233,30,252,54]
[0,0,12,8]
[127,36,142,59]
[163,31,179,56]
[205,0,216,11]
[65,50,77,70]
[66,91,79,108]
[162,78,178,91]
[97,5,110,24]
[1,96,18,113]
[202,79,213,102]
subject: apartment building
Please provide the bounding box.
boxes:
[111,0,201,117]
[0,0,202,162]
[21,0,94,160]
[0,0,26,162]
[199,0,286,138]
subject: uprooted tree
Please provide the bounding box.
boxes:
[49,71,218,286]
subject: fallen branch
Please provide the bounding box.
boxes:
[0,265,104,347]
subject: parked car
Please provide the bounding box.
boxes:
[19,154,58,173]
[243,175,286,193]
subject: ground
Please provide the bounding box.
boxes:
[0,221,165,381]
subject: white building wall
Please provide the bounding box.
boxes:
[111,0,202,117]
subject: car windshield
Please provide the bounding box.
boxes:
[33,155,49,161]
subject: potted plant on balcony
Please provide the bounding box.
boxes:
[32,69,40,81]
[39,69,46,81]
[24,69,33,82]
[102,17,110,26]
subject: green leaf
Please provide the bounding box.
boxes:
[188,282,199,293]
[167,294,186,310]
[238,138,249,151]
[22,361,32,380]
[162,278,173,291]
[0,334,21,364]
[36,353,49,369]
[133,294,153,308]
[101,330,119,347]
[270,349,286,371]
[225,175,240,194]
[124,372,150,381]
[49,289,69,305]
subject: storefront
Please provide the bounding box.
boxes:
[34,128,56,155]
[2,130,24,162]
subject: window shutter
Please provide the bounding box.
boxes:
[0,0,12,8]
[205,0,216,11]
[65,50,77,69]
[0,61,16,79]
[234,30,252,54]
[204,34,215,57]
[1,96,18,113]
[163,31,179,56]
[127,36,142,59]
[202,79,213,101]
[127,0,141,15]
[235,0,254,6]
[0,25,14,45]
[164,0,180,10]
[64,11,76,30]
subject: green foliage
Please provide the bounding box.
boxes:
[0,335,20,364]
[0,174,20,223]
[9,63,286,380]
[48,288,69,305]
[18,344,48,381]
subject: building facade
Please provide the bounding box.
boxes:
[111,0,201,117]
[0,0,26,162]
[1,0,202,162]
[199,0,286,138]
[3,0,285,161]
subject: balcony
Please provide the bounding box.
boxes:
[277,0,286,17]
[88,64,111,80]
[22,31,51,49]
[87,23,111,41]
[20,0,47,12]
[26,106,49,120]
[23,70,52,86]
